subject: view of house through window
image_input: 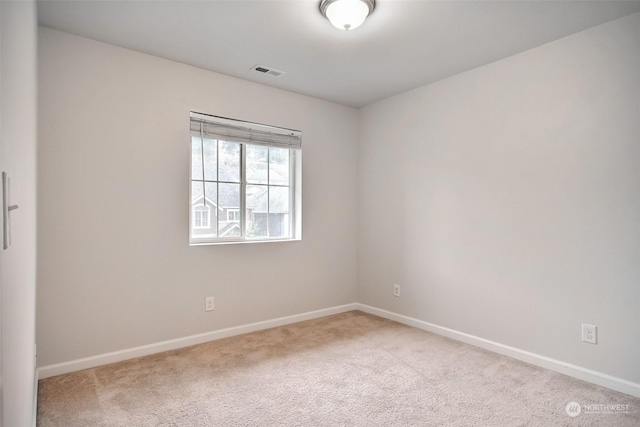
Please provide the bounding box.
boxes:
[190,114,301,244]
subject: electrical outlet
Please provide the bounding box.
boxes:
[582,324,597,344]
[393,284,400,297]
[205,296,215,312]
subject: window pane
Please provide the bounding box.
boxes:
[191,180,204,202]
[269,186,290,238]
[191,136,203,180]
[246,185,268,238]
[218,140,240,183]
[246,145,268,184]
[191,182,217,238]
[204,181,217,205]
[269,148,289,186]
[219,183,240,237]
[203,138,217,181]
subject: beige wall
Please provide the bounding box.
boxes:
[1,0,38,425]
[358,13,640,383]
[37,28,358,366]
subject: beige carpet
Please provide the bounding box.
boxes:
[38,311,639,426]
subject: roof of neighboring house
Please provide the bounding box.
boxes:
[219,222,240,237]
[192,184,288,214]
[191,194,222,211]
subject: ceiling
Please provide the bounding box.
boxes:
[37,0,640,108]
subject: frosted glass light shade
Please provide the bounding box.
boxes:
[320,0,375,31]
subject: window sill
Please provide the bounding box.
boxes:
[189,237,301,246]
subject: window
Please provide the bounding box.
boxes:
[193,206,210,229]
[227,209,239,222]
[190,113,302,244]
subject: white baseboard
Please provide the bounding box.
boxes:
[37,303,358,379]
[37,302,640,399]
[355,303,640,398]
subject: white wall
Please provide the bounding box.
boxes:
[358,13,640,383]
[37,28,358,366]
[1,0,38,425]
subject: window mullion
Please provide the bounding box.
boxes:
[216,139,219,238]
[267,148,270,238]
[240,143,246,239]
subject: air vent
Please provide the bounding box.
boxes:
[251,65,286,78]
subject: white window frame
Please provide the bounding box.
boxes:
[189,113,302,245]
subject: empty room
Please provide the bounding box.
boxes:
[1,0,639,425]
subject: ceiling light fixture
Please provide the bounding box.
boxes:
[320,0,375,31]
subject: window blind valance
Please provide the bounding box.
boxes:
[190,112,302,150]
